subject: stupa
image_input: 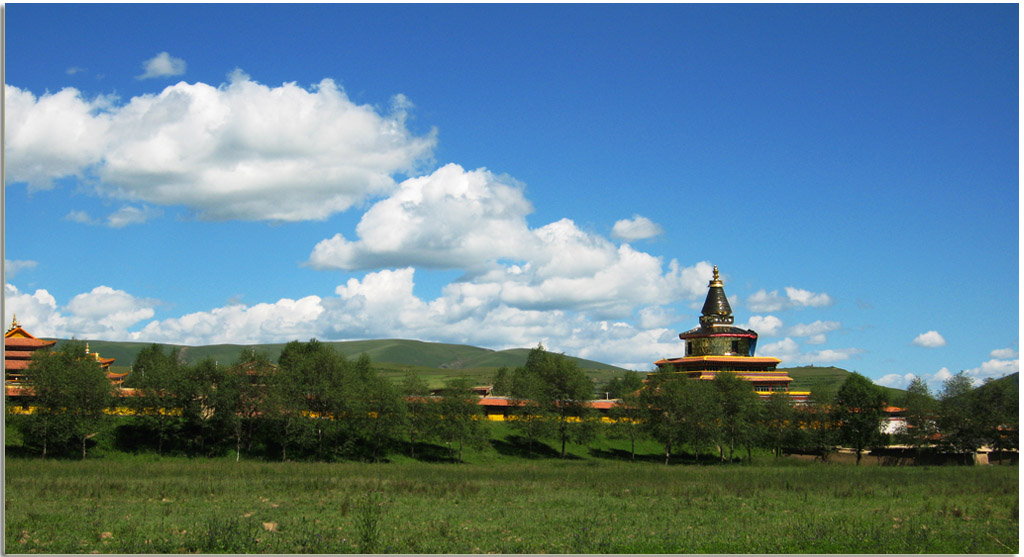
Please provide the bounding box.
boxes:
[653,266,796,396]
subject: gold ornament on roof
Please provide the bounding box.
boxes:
[7,314,20,333]
[709,265,724,288]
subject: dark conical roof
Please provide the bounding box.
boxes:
[699,266,734,327]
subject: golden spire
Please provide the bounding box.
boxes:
[709,265,724,288]
[7,314,19,333]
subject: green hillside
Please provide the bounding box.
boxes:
[55,338,630,389]
[783,366,906,402]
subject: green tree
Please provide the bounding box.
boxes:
[273,339,348,460]
[435,377,488,462]
[348,354,405,461]
[897,375,937,453]
[833,372,885,465]
[974,376,1018,464]
[762,391,795,459]
[223,349,275,461]
[641,375,719,464]
[937,371,984,462]
[713,372,762,461]
[399,374,436,458]
[510,346,597,458]
[797,390,837,462]
[607,391,648,460]
[491,366,513,397]
[600,371,645,400]
[23,340,113,459]
[174,358,233,457]
[128,344,184,455]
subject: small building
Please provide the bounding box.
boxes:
[653,266,809,400]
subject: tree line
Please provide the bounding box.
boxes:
[6,340,1017,464]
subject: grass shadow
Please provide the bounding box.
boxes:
[491,435,581,460]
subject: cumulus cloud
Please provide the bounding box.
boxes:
[912,330,946,348]
[738,315,784,337]
[758,337,863,366]
[4,283,156,340]
[308,164,534,271]
[875,372,916,389]
[5,74,436,221]
[745,286,833,312]
[990,347,1018,359]
[137,52,187,79]
[611,215,663,241]
[4,259,37,278]
[105,205,163,228]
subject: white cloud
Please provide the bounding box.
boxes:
[4,283,156,341]
[758,337,863,366]
[745,287,833,312]
[5,74,436,221]
[4,85,112,190]
[4,259,37,278]
[738,315,784,336]
[611,215,663,241]
[66,66,87,75]
[308,164,534,271]
[106,205,163,228]
[912,330,946,348]
[784,287,833,308]
[990,347,1018,359]
[875,372,916,389]
[137,52,187,79]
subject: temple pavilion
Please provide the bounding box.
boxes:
[4,316,127,393]
[654,266,802,398]
[4,315,57,384]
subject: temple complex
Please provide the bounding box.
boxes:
[4,316,126,392]
[654,266,805,399]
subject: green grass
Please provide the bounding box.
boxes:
[5,454,1017,554]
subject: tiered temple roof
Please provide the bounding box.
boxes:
[654,266,802,397]
[4,315,57,383]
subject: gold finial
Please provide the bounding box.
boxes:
[709,265,723,287]
[86,343,90,354]
[7,314,19,333]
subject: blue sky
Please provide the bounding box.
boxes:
[4,4,1018,389]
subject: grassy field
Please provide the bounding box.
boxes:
[5,438,1018,554]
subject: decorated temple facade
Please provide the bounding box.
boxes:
[654,266,806,399]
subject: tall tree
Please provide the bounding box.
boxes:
[128,344,184,455]
[511,346,597,458]
[400,374,436,458]
[435,377,487,462]
[713,372,762,461]
[937,371,984,462]
[898,375,937,453]
[223,348,275,461]
[796,389,837,462]
[607,390,648,460]
[833,372,885,465]
[348,354,405,461]
[640,375,719,464]
[23,340,113,459]
[274,339,348,460]
[974,376,1018,464]
[762,391,795,459]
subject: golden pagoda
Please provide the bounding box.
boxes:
[654,266,797,397]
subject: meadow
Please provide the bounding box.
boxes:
[5,449,1018,554]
